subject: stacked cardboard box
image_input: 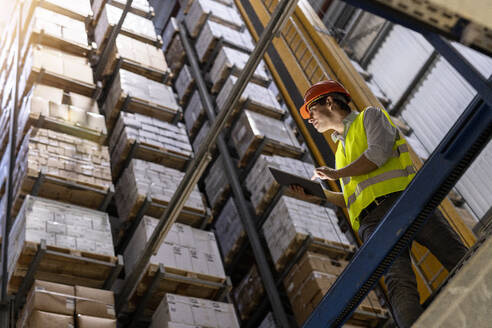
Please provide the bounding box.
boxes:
[214,197,244,264]
[204,155,228,211]
[18,84,106,143]
[162,18,185,79]
[183,91,206,138]
[230,110,303,167]
[15,127,111,193]
[175,64,194,105]
[233,265,264,320]
[215,76,283,119]
[22,6,89,56]
[19,44,95,97]
[102,68,181,128]
[124,216,225,282]
[114,158,205,224]
[102,34,168,80]
[109,112,192,175]
[283,251,385,326]
[209,47,269,93]
[93,3,157,49]
[185,0,243,38]
[151,293,239,328]
[262,196,350,270]
[245,154,315,214]
[92,0,153,23]
[194,20,254,63]
[17,280,117,328]
[8,195,114,284]
[21,0,93,24]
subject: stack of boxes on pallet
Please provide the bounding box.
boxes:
[0,1,122,327]
[162,0,390,327]
[17,280,116,328]
[89,0,237,326]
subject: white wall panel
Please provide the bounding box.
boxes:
[400,43,492,220]
[367,25,434,106]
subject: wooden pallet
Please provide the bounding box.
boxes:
[105,55,168,83]
[275,233,355,272]
[349,306,390,327]
[105,92,180,132]
[128,263,226,317]
[23,67,96,98]
[24,28,92,58]
[238,136,304,168]
[13,169,112,216]
[123,193,207,229]
[111,138,192,179]
[7,241,117,294]
[23,112,106,144]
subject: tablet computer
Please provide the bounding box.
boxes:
[269,167,326,199]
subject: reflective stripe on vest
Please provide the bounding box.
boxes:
[335,108,415,231]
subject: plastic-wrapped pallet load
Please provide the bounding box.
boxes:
[214,197,244,264]
[185,0,243,38]
[114,159,205,226]
[183,91,206,138]
[109,112,192,175]
[151,293,239,328]
[262,196,351,270]
[102,69,180,128]
[215,76,283,119]
[283,251,386,326]
[245,154,315,215]
[22,7,89,56]
[22,0,93,23]
[233,265,264,320]
[75,286,117,327]
[18,84,106,144]
[7,196,115,293]
[209,47,269,93]
[93,3,157,49]
[175,65,194,105]
[12,128,112,211]
[19,44,95,98]
[102,34,168,81]
[230,110,303,167]
[92,0,153,22]
[258,312,278,328]
[124,217,225,282]
[195,20,254,63]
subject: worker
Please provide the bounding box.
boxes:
[291,80,468,328]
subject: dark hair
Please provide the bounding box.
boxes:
[312,94,351,113]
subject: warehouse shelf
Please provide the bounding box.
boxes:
[122,264,232,327]
[10,239,123,317]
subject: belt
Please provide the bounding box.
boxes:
[358,193,395,221]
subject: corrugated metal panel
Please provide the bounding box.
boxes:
[400,43,492,220]
[367,25,434,106]
[346,13,385,62]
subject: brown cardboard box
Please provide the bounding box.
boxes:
[75,286,115,318]
[25,280,75,316]
[77,314,117,328]
[22,310,74,328]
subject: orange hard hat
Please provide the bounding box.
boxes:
[299,80,351,119]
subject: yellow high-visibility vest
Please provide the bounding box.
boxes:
[335,109,416,231]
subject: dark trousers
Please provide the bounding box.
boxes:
[358,192,468,328]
